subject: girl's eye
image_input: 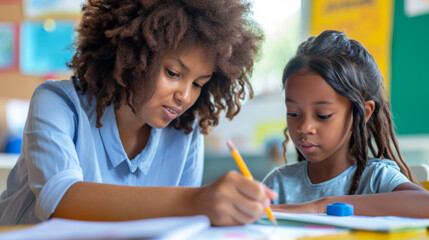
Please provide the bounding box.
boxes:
[287,113,299,118]
[318,114,333,119]
[166,69,180,78]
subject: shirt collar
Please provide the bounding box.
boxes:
[98,105,160,175]
[131,127,160,175]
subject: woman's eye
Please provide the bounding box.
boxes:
[166,69,180,78]
[287,113,299,117]
[318,114,333,119]
[193,82,203,88]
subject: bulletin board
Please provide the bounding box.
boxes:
[390,0,429,135]
[0,1,80,100]
[0,3,42,100]
[308,0,393,95]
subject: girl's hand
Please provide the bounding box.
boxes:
[193,171,277,226]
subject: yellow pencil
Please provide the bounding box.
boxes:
[226,140,278,226]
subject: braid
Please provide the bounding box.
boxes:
[282,127,289,164]
[348,105,368,194]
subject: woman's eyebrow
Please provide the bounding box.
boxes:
[169,57,213,79]
[169,57,189,72]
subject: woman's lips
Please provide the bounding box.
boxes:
[162,105,181,120]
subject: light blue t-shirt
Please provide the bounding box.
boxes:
[262,159,410,204]
[0,79,204,225]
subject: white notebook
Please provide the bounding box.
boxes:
[0,215,349,240]
[272,212,429,232]
[0,215,210,240]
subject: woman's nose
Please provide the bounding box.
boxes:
[175,82,192,106]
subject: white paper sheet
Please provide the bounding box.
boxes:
[0,215,210,240]
[197,223,348,240]
[272,212,429,232]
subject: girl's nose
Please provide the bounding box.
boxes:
[297,116,316,135]
[175,82,192,106]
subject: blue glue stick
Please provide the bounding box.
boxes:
[326,203,354,216]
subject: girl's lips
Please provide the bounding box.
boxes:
[299,142,317,153]
[162,105,181,120]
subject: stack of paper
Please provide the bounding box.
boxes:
[197,223,348,240]
[0,215,210,240]
[271,212,429,232]
[0,215,349,240]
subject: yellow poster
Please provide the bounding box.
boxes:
[309,0,393,95]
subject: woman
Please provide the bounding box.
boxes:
[0,0,277,226]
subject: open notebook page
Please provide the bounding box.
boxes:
[0,215,210,240]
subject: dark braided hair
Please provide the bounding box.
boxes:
[68,0,263,134]
[281,30,418,194]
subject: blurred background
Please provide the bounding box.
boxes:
[0,0,428,191]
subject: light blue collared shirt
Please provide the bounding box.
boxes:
[0,79,204,225]
[263,159,410,204]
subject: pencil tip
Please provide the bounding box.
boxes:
[226,140,234,150]
[272,218,278,226]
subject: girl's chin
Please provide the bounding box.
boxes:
[298,152,318,162]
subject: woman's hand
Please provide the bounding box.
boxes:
[193,171,277,226]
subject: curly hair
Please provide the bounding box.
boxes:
[281,30,418,194]
[68,0,263,134]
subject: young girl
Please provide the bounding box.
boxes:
[263,30,429,218]
[0,0,277,226]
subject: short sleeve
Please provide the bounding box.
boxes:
[366,159,410,193]
[262,168,284,204]
[262,169,277,189]
[178,125,204,187]
[23,81,84,220]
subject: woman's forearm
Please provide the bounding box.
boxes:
[51,172,278,226]
[51,181,200,221]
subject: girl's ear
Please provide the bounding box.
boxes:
[364,100,375,123]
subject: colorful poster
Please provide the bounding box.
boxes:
[405,0,429,17]
[309,0,393,95]
[19,20,75,75]
[23,0,85,18]
[0,22,19,71]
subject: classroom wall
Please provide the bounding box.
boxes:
[0,1,78,154]
[391,0,429,135]
[0,3,44,99]
[0,2,74,100]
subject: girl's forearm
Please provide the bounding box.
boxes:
[51,181,201,221]
[318,190,429,218]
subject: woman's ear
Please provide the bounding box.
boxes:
[364,100,375,123]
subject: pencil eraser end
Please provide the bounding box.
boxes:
[226,140,233,150]
[326,203,354,216]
